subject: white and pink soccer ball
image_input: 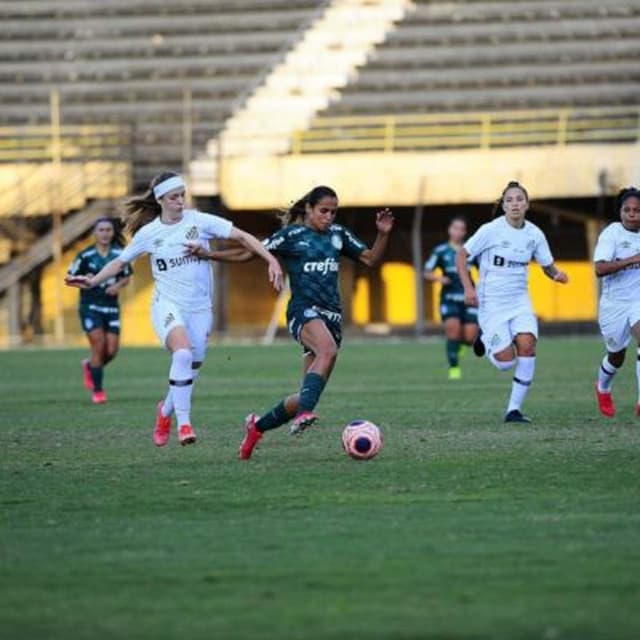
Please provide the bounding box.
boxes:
[341,420,383,460]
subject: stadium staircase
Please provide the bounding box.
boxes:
[212,0,411,161]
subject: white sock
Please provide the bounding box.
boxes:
[488,352,516,371]
[597,355,619,393]
[161,366,199,417]
[507,356,536,412]
[169,348,194,427]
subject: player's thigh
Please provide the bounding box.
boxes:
[462,321,479,345]
[599,302,631,353]
[300,319,339,376]
[86,327,107,351]
[105,331,120,358]
[185,310,213,363]
[151,298,189,350]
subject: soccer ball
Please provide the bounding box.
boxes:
[341,420,383,460]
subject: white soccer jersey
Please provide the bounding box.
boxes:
[464,216,554,308]
[119,209,233,310]
[593,222,640,303]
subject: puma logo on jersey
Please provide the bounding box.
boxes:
[303,258,339,275]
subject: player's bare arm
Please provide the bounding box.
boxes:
[456,247,478,307]
[105,276,131,296]
[359,208,394,267]
[595,254,640,277]
[65,259,127,289]
[542,263,569,283]
[423,269,451,286]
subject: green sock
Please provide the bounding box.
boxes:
[89,365,104,392]
[256,400,290,432]
[298,372,326,414]
[446,340,460,367]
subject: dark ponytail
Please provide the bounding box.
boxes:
[278,185,338,227]
[492,180,529,218]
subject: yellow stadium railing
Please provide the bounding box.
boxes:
[291,106,640,154]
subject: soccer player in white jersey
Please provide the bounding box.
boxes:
[66,171,283,446]
[456,181,568,423]
[593,187,640,418]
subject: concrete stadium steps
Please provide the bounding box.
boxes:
[0,1,320,187]
[320,0,640,117]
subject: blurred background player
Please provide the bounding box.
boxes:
[68,217,131,404]
[192,185,394,459]
[66,171,282,446]
[424,216,478,380]
[456,181,569,423]
[593,187,640,418]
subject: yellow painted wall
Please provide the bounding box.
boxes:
[429,260,596,324]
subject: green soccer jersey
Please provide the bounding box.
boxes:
[68,244,132,311]
[424,242,473,304]
[264,223,367,314]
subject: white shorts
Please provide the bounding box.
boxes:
[151,297,213,362]
[598,299,640,353]
[479,305,538,356]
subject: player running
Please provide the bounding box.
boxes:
[66,171,282,446]
[424,216,478,380]
[593,187,640,418]
[190,185,394,459]
[456,181,568,423]
[68,217,131,404]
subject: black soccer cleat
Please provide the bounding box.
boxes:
[504,410,531,424]
[472,330,486,357]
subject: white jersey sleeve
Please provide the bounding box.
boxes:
[464,222,494,258]
[119,226,151,264]
[593,225,616,262]
[193,210,233,240]
[533,230,554,267]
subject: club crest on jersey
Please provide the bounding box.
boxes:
[185,226,199,241]
[621,241,632,249]
[500,240,510,248]
[153,238,164,248]
[526,240,536,251]
[331,234,343,250]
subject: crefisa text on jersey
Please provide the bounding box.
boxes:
[303,257,339,275]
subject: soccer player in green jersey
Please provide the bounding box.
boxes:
[424,216,478,380]
[189,185,394,460]
[68,218,132,403]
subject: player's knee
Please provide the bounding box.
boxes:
[608,350,625,368]
[318,341,338,364]
[517,344,536,357]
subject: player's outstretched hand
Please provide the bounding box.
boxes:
[375,208,394,234]
[183,242,209,259]
[268,260,284,292]
[64,274,92,289]
[554,270,569,284]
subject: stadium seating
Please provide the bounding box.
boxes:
[322,0,640,116]
[0,0,324,187]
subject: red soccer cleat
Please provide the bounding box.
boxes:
[594,383,615,418]
[289,411,318,436]
[91,390,107,404]
[178,424,197,446]
[238,413,262,460]
[82,359,93,391]
[635,403,640,417]
[153,401,172,447]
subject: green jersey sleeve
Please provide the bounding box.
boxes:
[263,227,294,256]
[339,226,367,261]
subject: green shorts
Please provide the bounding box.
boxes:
[79,307,121,335]
[440,300,478,324]
[287,305,342,356]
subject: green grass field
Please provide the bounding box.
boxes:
[1,337,639,639]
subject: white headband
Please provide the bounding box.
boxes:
[153,176,185,199]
